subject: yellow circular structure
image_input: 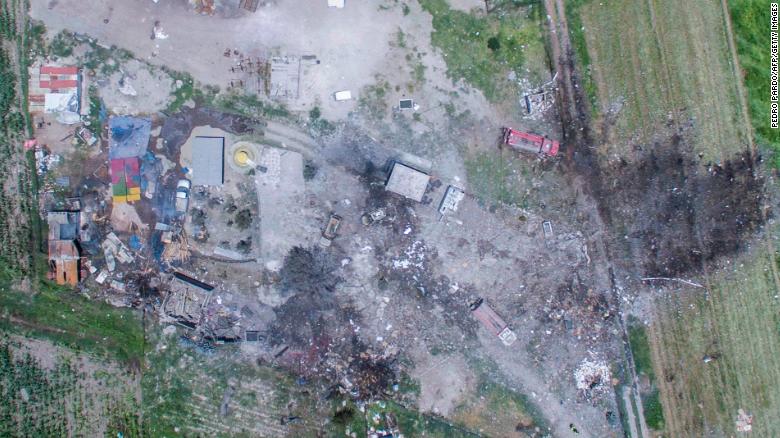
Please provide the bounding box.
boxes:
[234,150,249,166]
[227,141,261,174]
[232,147,254,167]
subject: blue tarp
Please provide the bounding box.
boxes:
[108,116,151,159]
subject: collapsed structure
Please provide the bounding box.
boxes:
[47,210,82,286]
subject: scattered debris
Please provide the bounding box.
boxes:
[362,208,387,225]
[438,185,465,216]
[735,408,753,432]
[575,359,611,393]
[542,221,554,239]
[152,21,169,40]
[319,214,343,247]
[641,277,704,288]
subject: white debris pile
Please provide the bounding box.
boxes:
[392,240,426,270]
[574,358,611,392]
[735,408,753,432]
[152,21,169,40]
[35,149,61,175]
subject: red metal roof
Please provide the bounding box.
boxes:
[40,66,79,75]
[39,79,78,89]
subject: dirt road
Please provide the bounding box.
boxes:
[542,1,650,437]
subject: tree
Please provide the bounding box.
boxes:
[234,209,252,230]
[487,36,501,52]
[278,246,339,297]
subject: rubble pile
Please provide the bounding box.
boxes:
[574,358,611,395]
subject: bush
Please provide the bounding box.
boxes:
[234,209,252,230]
[643,389,665,430]
[303,160,318,181]
[236,237,252,254]
[190,208,207,227]
[49,32,73,58]
[278,246,339,297]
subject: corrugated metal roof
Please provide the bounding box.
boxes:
[191,136,225,186]
[40,66,78,75]
[44,79,79,89]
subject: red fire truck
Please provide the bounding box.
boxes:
[502,127,560,157]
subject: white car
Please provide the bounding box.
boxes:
[175,179,191,214]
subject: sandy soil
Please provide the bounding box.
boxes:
[414,353,475,416]
[32,0,495,122]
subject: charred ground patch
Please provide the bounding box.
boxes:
[596,143,763,276]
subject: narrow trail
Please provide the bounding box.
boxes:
[543,1,652,437]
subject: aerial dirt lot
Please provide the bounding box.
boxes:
[32,0,499,124]
[26,0,622,436]
[20,0,773,437]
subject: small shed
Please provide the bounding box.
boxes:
[191,136,225,186]
[29,65,81,115]
[385,161,430,202]
[47,211,82,286]
[48,241,80,286]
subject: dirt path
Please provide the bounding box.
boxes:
[488,344,605,437]
[544,0,577,145]
[621,386,640,438]
[542,2,650,437]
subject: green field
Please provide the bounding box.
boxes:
[566,0,780,436]
[0,0,40,278]
[0,334,141,437]
[568,0,748,163]
[627,319,665,431]
[648,248,780,436]
[0,278,145,363]
[727,0,780,166]
[420,0,548,102]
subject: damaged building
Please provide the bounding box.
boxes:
[28,65,84,122]
[385,161,430,202]
[47,210,83,286]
